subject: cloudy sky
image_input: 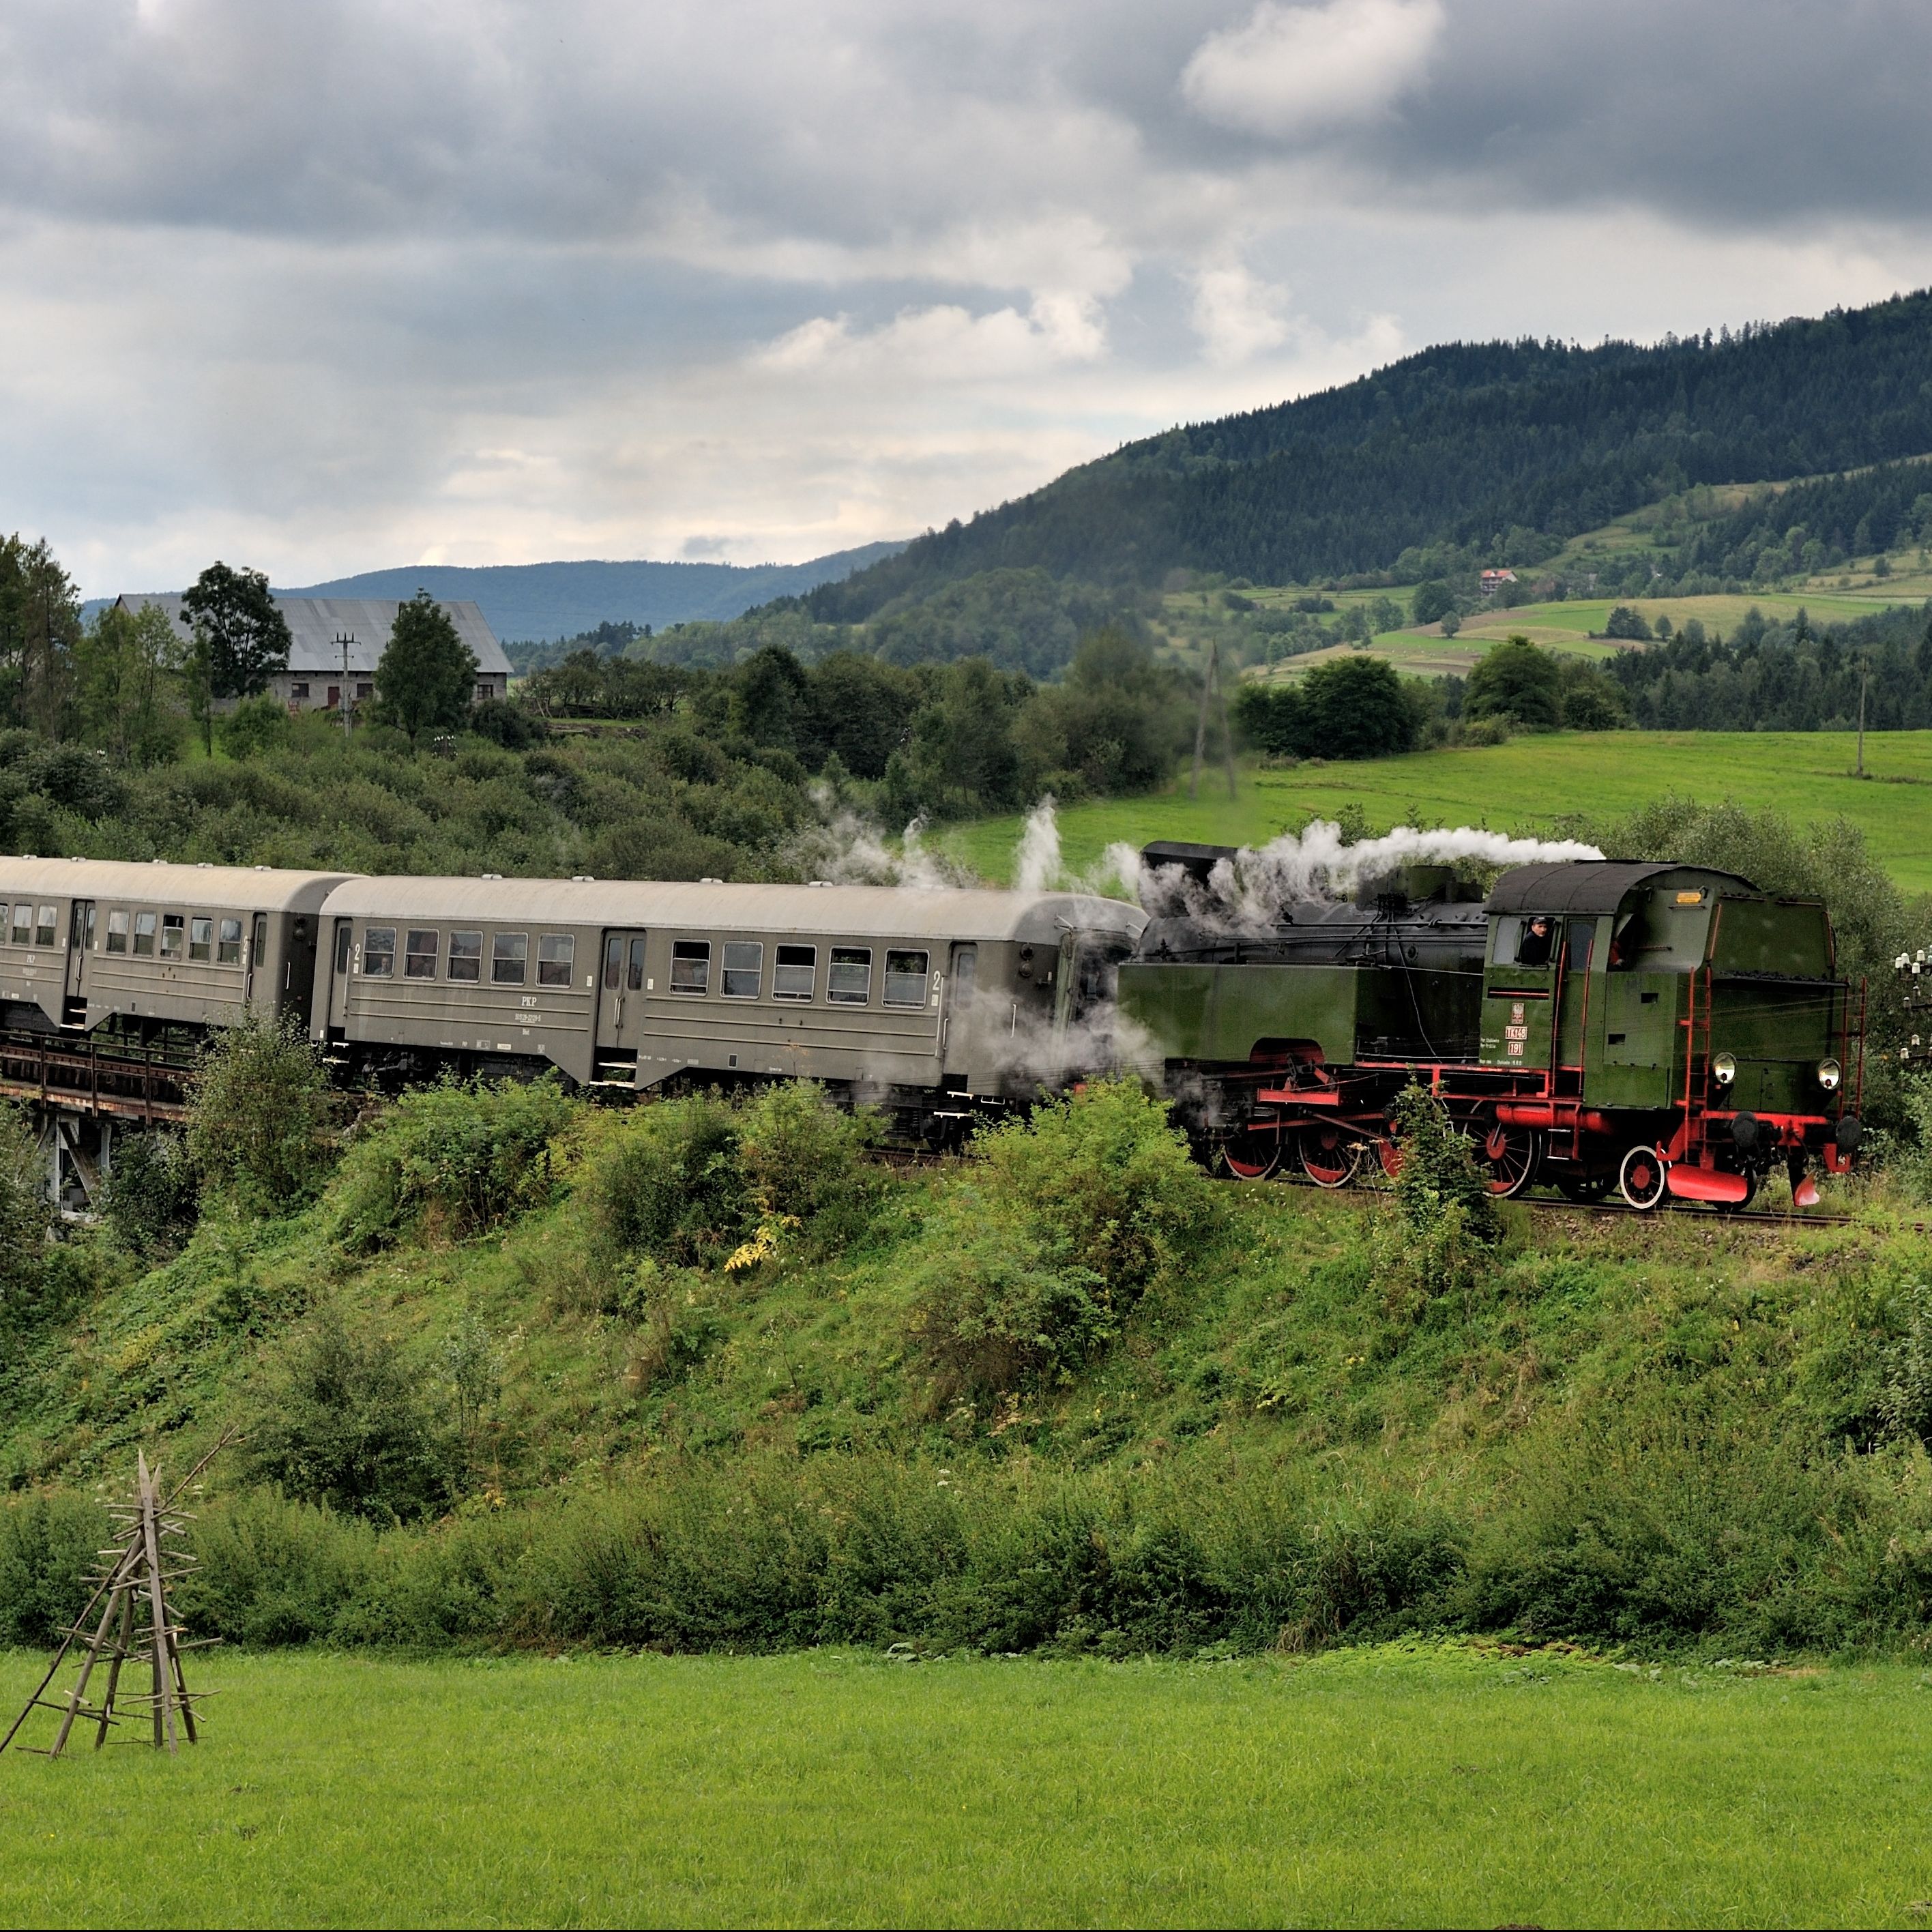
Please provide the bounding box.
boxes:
[6,0,1932,595]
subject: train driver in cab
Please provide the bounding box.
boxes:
[1516,912,1555,967]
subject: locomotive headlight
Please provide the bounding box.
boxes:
[1712,1052,1737,1086]
[1817,1057,1843,1092]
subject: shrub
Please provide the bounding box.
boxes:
[100,1130,199,1258]
[330,1075,575,1252]
[0,1102,50,1317]
[907,1081,1214,1397]
[585,1092,746,1266]
[187,1012,336,1213]
[245,1306,455,1523]
[175,1487,378,1645]
[0,1491,106,1648]
[1378,1086,1502,1311]
[735,1081,880,1244]
[218,694,293,759]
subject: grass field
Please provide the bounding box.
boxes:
[943,730,1932,891]
[8,1645,1932,1928]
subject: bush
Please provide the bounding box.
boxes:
[175,1487,378,1645]
[100,1130,199,1258]
[908,1081,1214,1397]
[585,1092,746,1267]
[187,1012,335,1213]
[218,694,294,759]
[735,1081,879,1244]
[0,1102,50,1317]
[245,1306,455,1523]
[330,1075,575,1252]
[0,1491,106,1647]
[1378,1086,1502,1311]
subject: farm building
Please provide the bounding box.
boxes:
[114,594,512,712]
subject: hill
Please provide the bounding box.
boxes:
[800,292,1932,621]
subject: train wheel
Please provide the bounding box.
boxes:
[1482,1123,1542,1198]
[1300,1125,1360,1188]
[1220,1130,1280,1181]
[1618,1145,1669,1212]
[1376,1137,1404,1181]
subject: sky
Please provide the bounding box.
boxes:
[7,0,1932,597]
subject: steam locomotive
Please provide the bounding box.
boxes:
[1115,842,1864,1209]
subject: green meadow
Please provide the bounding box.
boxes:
[8,1646,1932,1929]
[945,731,1932,894]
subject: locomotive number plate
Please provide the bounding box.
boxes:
[1504,1024,1529,1042]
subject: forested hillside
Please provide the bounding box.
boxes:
[800,291,1932,619]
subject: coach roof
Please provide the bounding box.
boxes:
[319,877,1146,943]
[1487,862,1758,916]
[0,857,353,914]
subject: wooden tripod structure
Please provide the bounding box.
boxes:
[1,1443,225,1759]
[1190,639,1239,800]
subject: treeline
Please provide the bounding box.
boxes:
[1611,602,1932,731]
[796,292,1932,617]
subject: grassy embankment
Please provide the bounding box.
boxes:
[943,730,1932,893]
[5,1646,1932,1927]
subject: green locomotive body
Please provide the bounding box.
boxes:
[1118,847,1861,1208]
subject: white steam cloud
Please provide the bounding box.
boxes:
[788,785,971,888]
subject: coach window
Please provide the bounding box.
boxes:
[35,905,56,949]
[105,910,129,954]
[364,928,396,977]
[722,940,762,998]
[190,917,212,963]
[538,934,575,988]
[828,946,872,1005]
[884,949,929,1007]
[774,943,815,1000]
[405,931,439,979]
[218,918,243,966]
[671,939,710,994]
[492,934,528,985]
[160,913,184,960]
[628,937,645,991]
[602,935,624,990]
[10,904,30,946]
[448,931,482,982]
[133,911,157,957]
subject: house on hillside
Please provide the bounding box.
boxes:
[1478,568,1518,597]
[115,594,512,712]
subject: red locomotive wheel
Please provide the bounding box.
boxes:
[1618,1145,1669,1212]
[1220,1130,1280,1181]
[1376,1137,1404,1181]
[1480,1123,1542,1198]
[1300,1126,1360,1188]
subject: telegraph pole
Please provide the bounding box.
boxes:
[336,632,353,742]
[1857,658,1869,778]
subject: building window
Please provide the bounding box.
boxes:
[670,939,710,994]
[160,913,184,960]
[883,949,930,1008]
[538,934,574,987]
[722,940,762,998]
[35,905,56,948]
[355,682,374,700]
[218,918,242,965]
[364,927,396,976]
[492,933,527,985]
[105,909,129,954]
[132,911,156,956]
[448,931,482,982]
[190,916,212,962]
[290,682,310,701]
[475,684,491,701]
[405,930,439,979]
[828,946,872,1004]
[774,943,815,1000]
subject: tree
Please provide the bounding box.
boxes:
[180,562,291,752]
[1411,580,1457,626]
[73,602,184,763]
[1557,659,1630,731]
[0,535,82,737]
[1300,656,1416,759]
[186,1012,334,1213]
[1603,604,1652,641]
[1465,636,1564,730]
[1439,610,1461,639]
[373,590,478,744]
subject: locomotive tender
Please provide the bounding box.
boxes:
[1117,842,1864,1208]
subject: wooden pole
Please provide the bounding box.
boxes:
[1858,664,1868,777]
[1190,644,1213,800]
[138,1453,179,1754]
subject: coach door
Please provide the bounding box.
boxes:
[327,918,354,1034]
[64,900,93,1025]
[941,944,978,1078]
[596,930,648,1079]
[281,915,320,1023]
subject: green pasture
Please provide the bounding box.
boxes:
[7,1646,1932,1928]
[944,730,1932,892]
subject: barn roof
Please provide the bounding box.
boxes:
[1487,862,1757,916]
[115,594,512,678]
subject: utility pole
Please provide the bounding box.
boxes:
[1189,639,1237,800]
[336,632,353,742]
[1857,658,1869,778]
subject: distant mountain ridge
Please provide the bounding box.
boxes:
[800,291,1932,621]
[276,542,906,642]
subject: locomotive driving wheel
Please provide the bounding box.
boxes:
[1220,1127,1281,1181]
[1618,1145,1669,1212]
[1299,1124,1360,1188]
[1480,1122,1542,1198]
